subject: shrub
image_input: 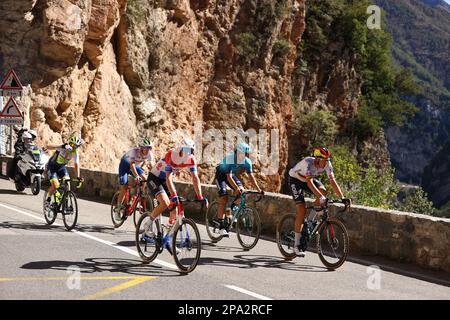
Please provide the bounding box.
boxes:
[297,110,337,148]
[235,32,259,65]
[272,38,292,58]
[398,187,435,215]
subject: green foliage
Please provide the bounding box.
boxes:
[322,145,398,209]
[235,32,259,65]
[398,188,435,215]
[434,202,450,219]
[272,38,292,58]
[127,0,147,24]
[298,110,337,148]
[298,0,422,142]
[275,0,290,19]
[375,0,450,110]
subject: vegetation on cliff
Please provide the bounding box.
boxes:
[292,0,439,214]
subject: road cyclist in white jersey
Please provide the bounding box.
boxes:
[114,137,154,220]
[288,147,351,257]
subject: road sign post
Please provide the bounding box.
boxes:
[0,69,24,155]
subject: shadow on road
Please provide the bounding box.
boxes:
[0,221,66,232]
[198,252,330,273]
[20,257,186,277]
[0,189,28,195]
[201,241,249,253]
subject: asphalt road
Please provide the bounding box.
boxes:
[0,179,449,300]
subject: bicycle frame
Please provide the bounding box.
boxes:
[226,191,262,227]
[52,179,71,212]
[304,201,349,243]
[121,181,148,216]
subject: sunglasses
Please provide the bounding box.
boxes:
[181,147,194,154]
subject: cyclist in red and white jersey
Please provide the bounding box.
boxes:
[143,138,205,246]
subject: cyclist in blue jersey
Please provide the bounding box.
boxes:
[214,142,263,236]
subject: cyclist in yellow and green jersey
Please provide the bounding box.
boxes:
[44,133,84,208]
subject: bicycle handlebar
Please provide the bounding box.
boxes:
[232,190,264,203]
[326,199,351,213]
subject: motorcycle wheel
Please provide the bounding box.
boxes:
[31,176,42,195]
[15,183,25,192]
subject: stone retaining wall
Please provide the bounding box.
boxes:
[1,156,449,273]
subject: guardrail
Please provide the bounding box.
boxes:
[1,155,449,273]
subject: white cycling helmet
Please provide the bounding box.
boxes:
[28,130,37,139]
[179,138,195,154]
[22,131,33,143]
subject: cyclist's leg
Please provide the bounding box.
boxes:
[135,164,146,181]
[231,174,243,206]
[117,158,131,207]
[215,175,229,220]
[47,163,64,200]
[147,174,170,220]
[289,177,307,255]
[311,179,327,206]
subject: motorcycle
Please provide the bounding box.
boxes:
[13,145,50,195]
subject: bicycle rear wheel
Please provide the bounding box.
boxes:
[172,217,201,273]
[42,190,57,225]
[236,207,261,250]
[62,191,78,231]
[135,213,159,264]
[205,201,223,242]
[276,213,296,260]
[111,191,126,228]
[133,194,153,228]
[317,217,349,270]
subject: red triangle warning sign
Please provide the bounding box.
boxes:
[0,97,23,117]
[0,69,23,90]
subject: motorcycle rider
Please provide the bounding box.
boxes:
[8,130,35,179]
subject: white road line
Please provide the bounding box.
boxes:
[1,202,276,299]
[0,202,178,270]
[225,285,273,300]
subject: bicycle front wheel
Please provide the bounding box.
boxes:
[205,201,223,242]
[172,218,201,273]
[111,191,126,228]
[42,189,57,225]
[236,207,261,250]
[135,213,159,264]
[133,194,153,228]
[276,213,296,260]
[62,191,78,231]
[317,217,349,270]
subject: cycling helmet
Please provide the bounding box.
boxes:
[68,134,83,147]
[179,138,195,154]
[236,142,251,154]
[28,129,37,140]
[138,137,153,148]
[313,147,331,159]
[22,131,33,144]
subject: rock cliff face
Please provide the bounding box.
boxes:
[0,0,378,191]
[422,138,450,208]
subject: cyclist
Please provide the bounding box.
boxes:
[114,137,154,220]
[44,133,84,209]
[143,138,205,253]
[288,147,350,257]
[214,142,263,237]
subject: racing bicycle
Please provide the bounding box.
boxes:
[43,178,83,231]
[205,191,263,250]
[110,178,152,228]
[136,197,207,273]
[276,199,351,270]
